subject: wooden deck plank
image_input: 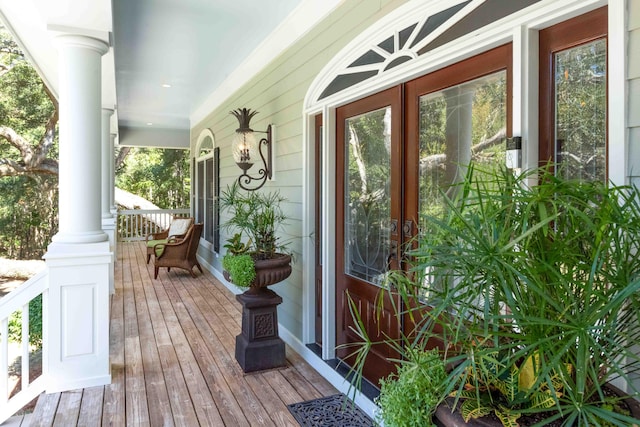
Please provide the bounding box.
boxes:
[122,244,151,426]
[137,246,225,426]
[28,242,340,425]
[76,386,104,426]
[132,243,201,427]
[102,258,125,426]
[51,389,82,426]
[30,391,61,427]
[169,271,275,426]
[128,245,177,427]
[244,373,300,427]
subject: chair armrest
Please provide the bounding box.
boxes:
[154,237,189,259]
[146,229,169,242]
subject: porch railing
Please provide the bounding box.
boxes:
[117,208,190,241]
[0,270,48,423]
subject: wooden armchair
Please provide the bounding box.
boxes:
[145,216,194,263]
[153,223,203,279]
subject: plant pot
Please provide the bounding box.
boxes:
[251,253,292,287]
[222,253,292,372]
[434,384,640,426]
[224,253,292,294]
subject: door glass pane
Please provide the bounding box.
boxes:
[554,39,606,182]
[418,71,507,232]
[344,107,391,286]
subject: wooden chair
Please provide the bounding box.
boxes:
[153,223,203,279]
[145,216,194,263]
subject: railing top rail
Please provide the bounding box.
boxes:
[0,270,47,320]
[118,208,190,215]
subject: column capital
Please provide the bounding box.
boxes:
[53,34,109,56]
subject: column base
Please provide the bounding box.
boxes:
[102,217,117,294]
[235,333,286,373]
[44,240,112,392]
[235,288,286,372]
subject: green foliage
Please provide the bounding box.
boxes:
[348,165,640,427]
[0,176,58,258]
[413,165,640,426]
[222,253,256,288]
[0,26,59,259]
[451,347,561,425]
[7,294,43,348]
[219,182,290,260]
[223,233,251,255]
[376,348,447,427]
[116,147,190,209]
[0,31,55,148]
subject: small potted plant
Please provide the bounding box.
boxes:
[219,182,293,372]
[219,182,292,293]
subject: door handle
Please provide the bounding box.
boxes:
[386,240,398,271]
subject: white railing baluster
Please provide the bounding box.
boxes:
[1,318,8,404]
[21,303,29,391]
[42,289,48,377]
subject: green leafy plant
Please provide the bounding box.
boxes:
[219,182,290,260]
[221,253,256,288]
[348,165,640,426]
[451,345,562,426]
[376,348,447,427]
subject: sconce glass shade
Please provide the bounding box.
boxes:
[232,130,258,171]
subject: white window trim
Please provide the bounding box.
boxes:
[194,128,216,251]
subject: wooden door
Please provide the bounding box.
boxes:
[335,86,402,385]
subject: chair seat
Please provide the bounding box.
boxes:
[146,238,169,248]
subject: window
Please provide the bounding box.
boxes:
[194,129,220,251]
[539,7,607,182]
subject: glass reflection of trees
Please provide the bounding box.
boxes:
[418,71,507,233]
[555,39,606,182]
[345,107,391,285]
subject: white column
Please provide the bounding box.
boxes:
[101,109,116,293]
[110,133,117,215]
[110,133,118,261]
[102,109,114,220]
[44,33,112,392]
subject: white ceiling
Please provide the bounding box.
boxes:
[112,0,304,130]
[0,0,343,140]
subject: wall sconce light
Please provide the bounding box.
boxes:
[230,108,272,191]
[506,136,522,169]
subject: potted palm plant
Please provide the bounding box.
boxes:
[219,182,292,372]
[220,181,292,292]
[347,165,640,426]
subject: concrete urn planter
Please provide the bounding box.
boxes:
[224,253,292,373]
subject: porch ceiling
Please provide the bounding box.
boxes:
[0,0,342,146]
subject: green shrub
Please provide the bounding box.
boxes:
[376,348,447,427]
[7,294,43,348]
[222,253,256,288]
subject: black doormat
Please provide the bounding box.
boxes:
[287,393,374,426]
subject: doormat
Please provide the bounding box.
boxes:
[287,393,374,426]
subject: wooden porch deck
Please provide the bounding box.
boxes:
[28,242,337,426]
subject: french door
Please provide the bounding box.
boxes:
[335,45,511,386]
